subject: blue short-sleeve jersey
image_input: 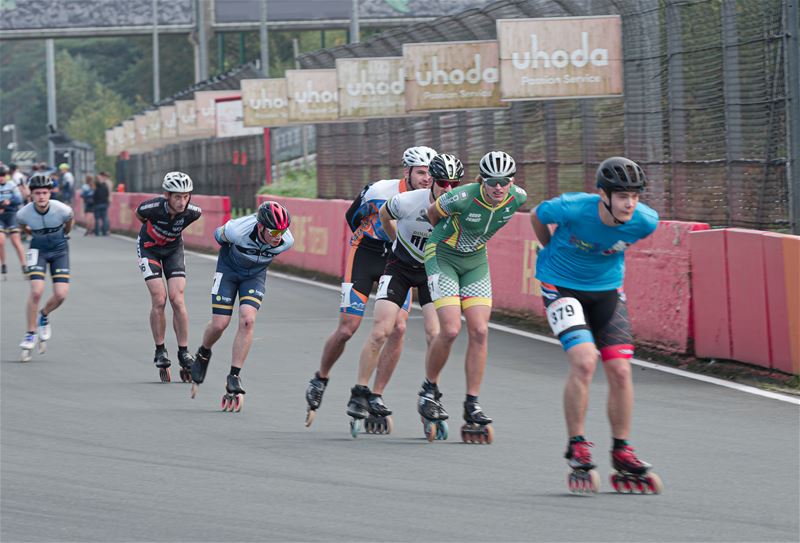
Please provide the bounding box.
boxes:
[535,193,659,291]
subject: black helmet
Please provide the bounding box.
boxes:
[429,154,464,180]
[596,157,646,192]
[28,172,53,190]
[256,201,291,230]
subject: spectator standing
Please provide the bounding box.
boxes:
[80,175,96,236]
[93,172,110,236]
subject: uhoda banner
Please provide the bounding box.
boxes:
[195,90,238,136]
[159,105,178,142]
[241,78,289,127]
[104,129,115,157]
[134,114,150,153]
[176,100,201,138]
[403,40,505,112]
[215,97,263,138]
[497,16,623,100]
[145,109,161,149]
[337,57,405,119]
[113,125,126,153]
[123,119,137,153]
[286,69,339,123]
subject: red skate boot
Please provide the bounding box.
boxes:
[610,444,663,494]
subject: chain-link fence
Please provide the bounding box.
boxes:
[301,0,792,230]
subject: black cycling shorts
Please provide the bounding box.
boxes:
[340,242,390,316]
[541,282,634,361]
[137,237,186,281]
[376,255,428,309]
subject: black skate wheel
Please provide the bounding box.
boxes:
[159,367,171,383]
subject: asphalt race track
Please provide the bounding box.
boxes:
[2,232,798,542]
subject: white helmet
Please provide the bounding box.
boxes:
[402,146,437,167]
[479,151,516,178]
[162,171,193,193]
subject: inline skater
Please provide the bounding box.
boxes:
[15,172,74,362]
[189,201,294,412]
[304,146,437,426]
[419,151,527,444]
[135,172,202,382]
[346,154,463,437]
[0,165,27,278]
[530,156,661,494]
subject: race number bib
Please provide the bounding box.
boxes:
[340,282,354,309]
[25,249,39,268]
[376,275,391,299]
[211,272,223,295]
[546,297,586,336]
[427,273,443,301]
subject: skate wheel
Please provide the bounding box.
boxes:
[305,409,316,428]
[232,394,243,413]
[384,416,393,435]
[221,394,231,411]
[20,349,31,363]
[483,424,494,445]
[37,341,47,355]
[180,369,191,383]
[350,418,361,439]
[364,418,374,434]
[190,383,199,399]
[424,421,436,442]
[436,420,448,440]
[159,367,171,383]
[644,473,663,495]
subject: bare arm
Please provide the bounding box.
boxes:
[530,206,551,247]
[427,202,446,227]
[63,218,74,235]
[378,203,397,241]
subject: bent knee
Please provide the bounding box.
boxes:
[604,359,632,385]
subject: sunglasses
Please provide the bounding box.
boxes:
[434,178,461,188]
[265,227,287,237]
[483,177,512,187]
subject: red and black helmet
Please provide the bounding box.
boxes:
[256,201,291,230]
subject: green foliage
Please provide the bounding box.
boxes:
[258,166,317,198]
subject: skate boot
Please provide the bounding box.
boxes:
[37,312,51,354]
[221,374,246,413]
[190,347,211,398]
[154,347,171,382]
[1,264,6,280]
[417,380,449,442]
[177,350,194,383]
[461,398,494,444]
[304,372,328,427]
[610,444,663,494]
[346,385,371,438]
[364,393,393,435]
[20,332,36,362]
[565,439,600,495]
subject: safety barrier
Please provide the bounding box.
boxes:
[258,194,711,357]
[73,191,231,252]
[691,228,800,374]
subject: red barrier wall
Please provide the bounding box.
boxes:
[257,195,352,278]
[103,192,230,252]
[690,230,732,360]
[257,195,707,355]
[691,228,800,373]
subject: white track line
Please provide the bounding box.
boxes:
[111,232,800,405]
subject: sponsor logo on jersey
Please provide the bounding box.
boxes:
[465,212,482,223]
[602,240,631,255]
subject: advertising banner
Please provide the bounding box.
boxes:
[216,97,264,138]
[286,69,339,123]
[404,40,505,112]
[337,57,406,119]
[114,125,126,153]
[195,90,238,136]
[159,105,178,142]
[134,114,150,153]
[242,78,289,127]
[145,110,161,149]
[105,129,115,157]
[176,100,201,138]
[497,16,623,100]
